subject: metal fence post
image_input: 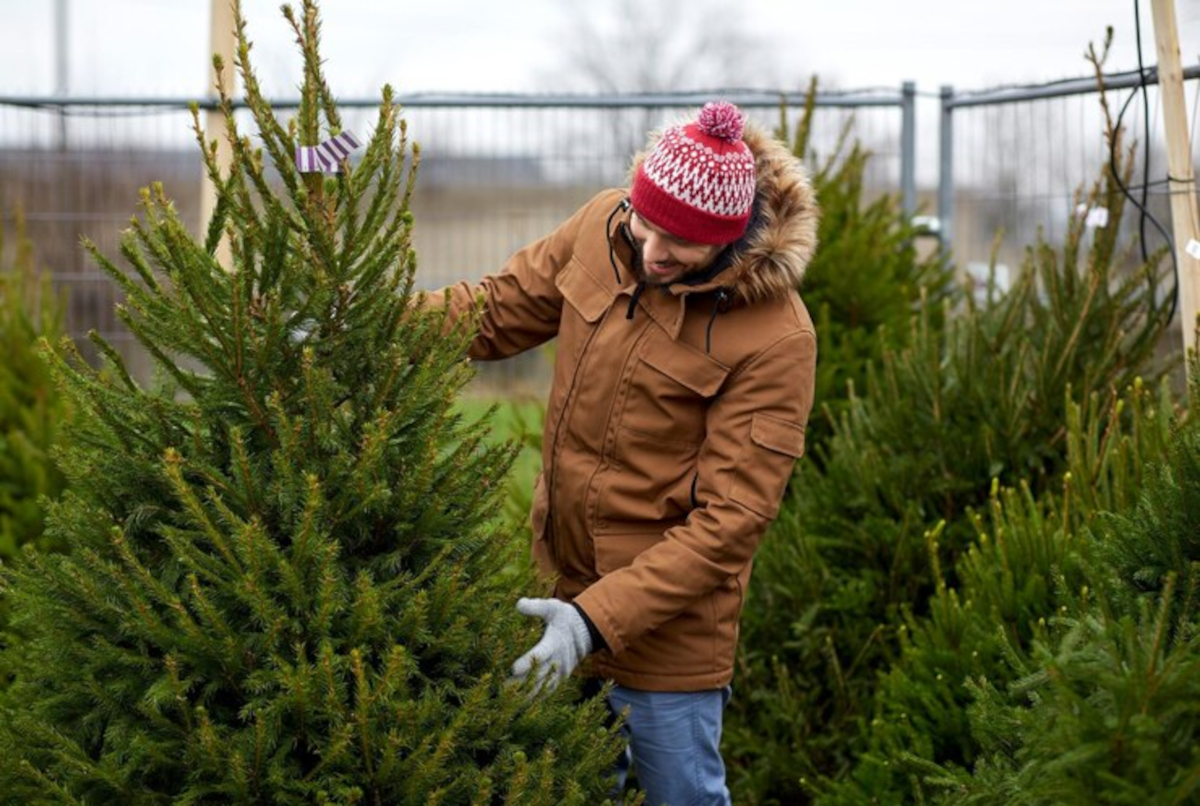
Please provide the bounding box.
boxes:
[55,0,69,150]
[901,81,916,218]
[938,85,954,251]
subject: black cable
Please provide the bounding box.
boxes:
[1112,85,1179,324]
[1135,0,1152,264]
[1108,1,1179,327]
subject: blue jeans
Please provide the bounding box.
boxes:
[605,684,733,806]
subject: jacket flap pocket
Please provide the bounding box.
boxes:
[555,258,611,323]
[639,334,729,397]
[750,413,805,458]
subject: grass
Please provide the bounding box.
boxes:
[454,395,546,511]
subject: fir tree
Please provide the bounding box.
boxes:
[819,377,1184,805]
[778,79,956,461]
[0,210,73,696]
[0,3,625,803]
[0,209,71,562]
[726,40,1175,804]
[894,355,1200,806]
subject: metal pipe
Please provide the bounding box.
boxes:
[948,63,1200,108]
[54,0,68,149]
[16,62,1195,115]
[901,81,916,218]
[939,85,954,251]
[0,90,906,111]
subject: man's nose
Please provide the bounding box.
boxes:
[643,232,669,264]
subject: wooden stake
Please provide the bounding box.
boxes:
[200,0,236,269]
[1149,0,1200,370]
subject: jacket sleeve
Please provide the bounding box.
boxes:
[572,327,817,655]
[422,199,597,361]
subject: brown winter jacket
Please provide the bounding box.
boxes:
[433,122,819,691]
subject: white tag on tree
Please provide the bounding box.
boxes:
[1084,207,1109,228]
[1186,239,1200,259]
[1075,204,1109,228]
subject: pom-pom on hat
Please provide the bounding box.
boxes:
[630,101,757,245]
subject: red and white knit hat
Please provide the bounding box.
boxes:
[630,101,757,245]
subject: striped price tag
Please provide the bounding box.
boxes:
[295,131,361,174]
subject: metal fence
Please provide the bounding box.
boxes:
[939,64,1200,300]
[2,69,1197,394]
[0,88,912,394]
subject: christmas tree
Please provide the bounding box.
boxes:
[838,349,1198,806]
[0,209,72,694]
[776,78,955,461]
[818,375,1188,805]
[0,209,71,564]
[0,2,624,803]
[726,38,1175,804]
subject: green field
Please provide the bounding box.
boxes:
[453,396,545,503]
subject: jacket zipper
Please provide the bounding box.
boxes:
[545,302,615,556]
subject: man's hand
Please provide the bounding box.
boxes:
[510,597,593,695]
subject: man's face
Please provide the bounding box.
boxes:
[628,211,724,287]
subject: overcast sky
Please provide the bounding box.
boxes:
[1,0,1199,98]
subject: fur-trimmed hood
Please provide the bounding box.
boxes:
[627,118,820,303]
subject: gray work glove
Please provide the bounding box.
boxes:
[510,597,593,695]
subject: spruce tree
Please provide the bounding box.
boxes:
[886,355,1199,806]
[0,210,73,697]
[0,3,624,803]
[0,209,71,563]
[818,377,1184,805]
[726,44,1175,804]
[778,79,956,461]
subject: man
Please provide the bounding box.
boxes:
[434,101,818,804]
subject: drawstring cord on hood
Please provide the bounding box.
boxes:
[626,281,647,320]
[605,198,631,285]
[605,195,733,341]
[705,289,730,354]
[605,197,650,321]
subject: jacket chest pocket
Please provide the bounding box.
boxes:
[620,330,730,446]
[556,257,611,327]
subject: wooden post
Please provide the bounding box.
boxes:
[200,0,236,269]
[1150,0,1200,369]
